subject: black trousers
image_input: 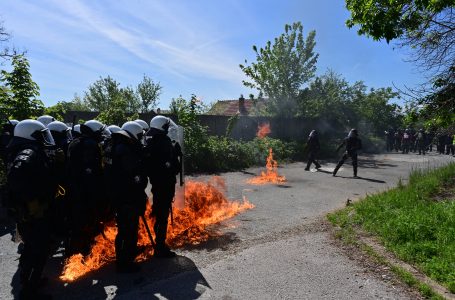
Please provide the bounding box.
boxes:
[151,181,175,247]
[305,151,321,170]
[115,204,139,264]
[17,218,50,291]
[334,151,358,176]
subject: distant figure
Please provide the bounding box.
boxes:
[333,129,362,178]
[402,129,411,154]
[384,129,394,152]
[415,129,426,155]
[304,130,321,171]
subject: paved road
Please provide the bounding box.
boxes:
[0,152,453,299]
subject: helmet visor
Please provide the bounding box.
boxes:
[65,129,73,141]
[41,128,56,146]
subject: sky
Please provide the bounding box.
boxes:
[1,0,425,109]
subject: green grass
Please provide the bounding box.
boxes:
[328,162,455,296]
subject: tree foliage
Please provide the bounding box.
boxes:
[345,0,454,124]
[44,95,90,121]
[298,70,402,135]
[137,74,162,113]
[240,22,319,117]
[0,54,44,120]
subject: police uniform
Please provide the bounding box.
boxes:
[333,130,362,177]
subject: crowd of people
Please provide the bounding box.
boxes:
[0,115,182,299]
[384,128,455,156]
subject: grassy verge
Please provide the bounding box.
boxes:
[328,163,455,297]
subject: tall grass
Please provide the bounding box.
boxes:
[329,163,455,293]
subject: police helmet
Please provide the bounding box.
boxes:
[48,121,73,141]
[37,115,55,127]
[73,124,81,134]
[8,119,19,126]
[309,130,317,137]
[107,125,122,134]
[348,128,358,137]
[150,116,170,133]
[134,119,149,131]
[82,120,105,135]
[14,119,55,146]
[122,121,144,141]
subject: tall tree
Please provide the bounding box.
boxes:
[345,0,454,124]
[240,22,319,117]
[0,54,43,120]
[83,76,140,113]
[137,75,162,113]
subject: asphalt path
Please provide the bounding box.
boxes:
[0,152,453,299]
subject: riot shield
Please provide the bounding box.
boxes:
[167,119,185,209]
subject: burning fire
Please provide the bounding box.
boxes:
[247,148,286,185]
[256,122,271,138]
[248,122,286,185]
[60,176,254,282]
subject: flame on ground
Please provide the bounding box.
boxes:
[247,148,286,185]
[60,176,254,282]
[256,122,271,138]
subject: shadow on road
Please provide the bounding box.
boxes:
[28,254,210,300]
[336,176,386,183]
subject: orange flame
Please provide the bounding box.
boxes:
[60,177,254,282]
[247,148,286,185]
[256,122,271,138]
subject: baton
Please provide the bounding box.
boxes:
[140,215,156,248]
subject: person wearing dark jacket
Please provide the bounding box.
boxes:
[415,129,426,155]
[65,120,106,256]
[304,130,322,171]
[6,119,57,299]
[143,116,181,258]
[333,129,362,177]
[110,121,148,272]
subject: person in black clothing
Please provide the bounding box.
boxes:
[415,129,426,155]
[0,120,19,164]
[304,130,321,171]
[144,116,181,258]
[65,120,106,256]
[1,120,18,210]
[333,129,362,177]
[110,121,147,272]
[384,129,394,152]
[6,119,57,299]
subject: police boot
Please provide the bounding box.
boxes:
[304,162,311,171]
[353,166,358,178]
[154,244,176,258]
[333,163,342,176]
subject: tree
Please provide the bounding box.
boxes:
[83,76,141,125]
[0,54,44,120]
[137,75,162,113]
[345,0,454,124]
[240,22,319,117]
[0,19,12,62]
[298,70,402,135]
[44,95,90,121]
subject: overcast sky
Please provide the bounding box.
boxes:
[1,0,424,109]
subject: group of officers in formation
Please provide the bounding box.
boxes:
[384,128,455,155]
[0,115,182,299]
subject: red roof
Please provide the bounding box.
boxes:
[207,99,266,116]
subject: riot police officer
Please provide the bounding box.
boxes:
[66,120,106,256]
[304,130,322,171]
[6,120,57,299]
[333,129,362,177]
[110,121,148,272]
[144,116,181,258]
